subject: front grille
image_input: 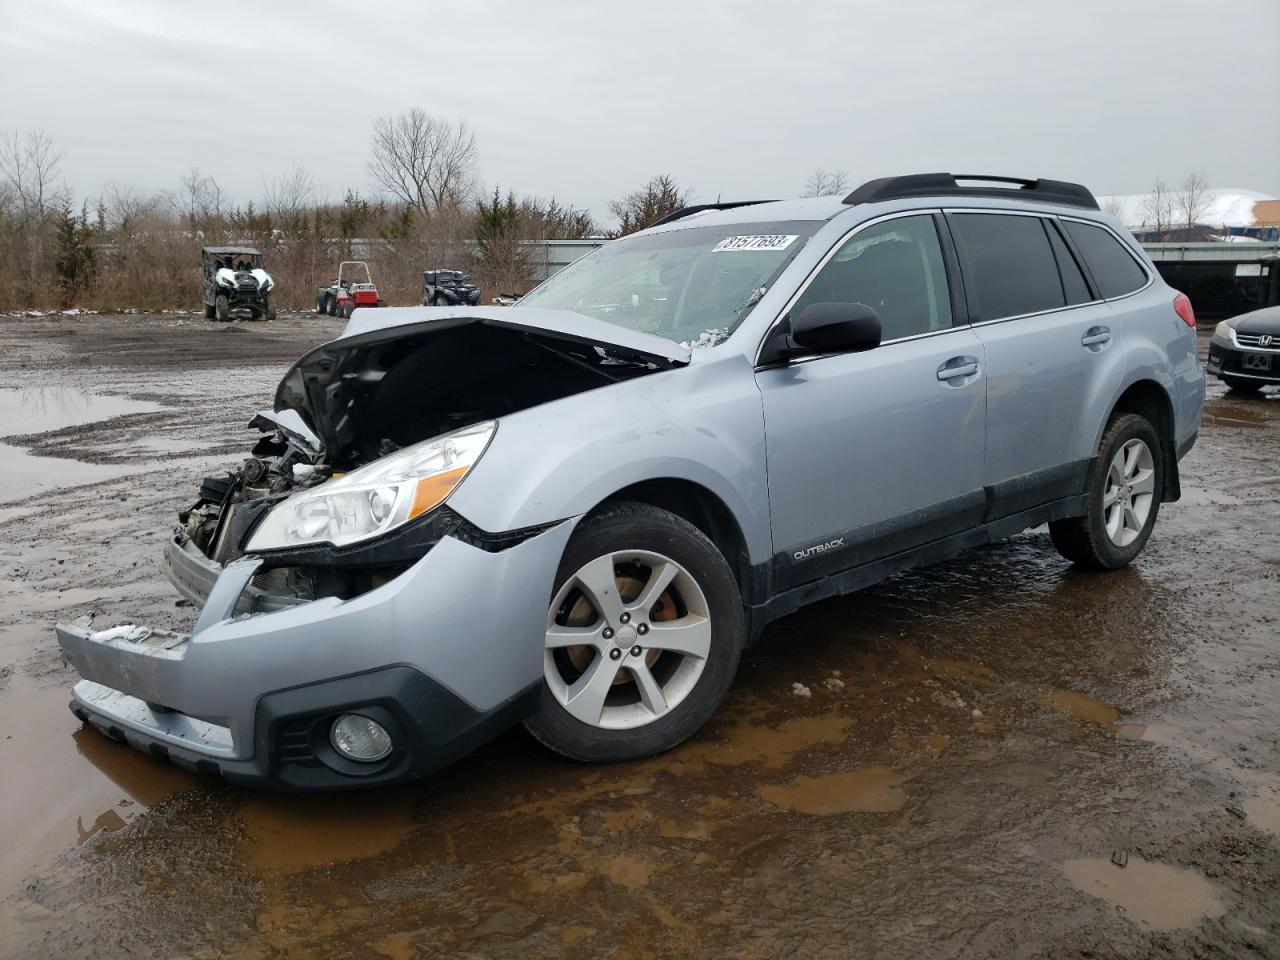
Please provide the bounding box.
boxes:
[1236,333,1278,350]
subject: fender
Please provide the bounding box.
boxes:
[448,352,774,565]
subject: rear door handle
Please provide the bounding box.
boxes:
[937,356,979,381]
[1081,326,1112,348]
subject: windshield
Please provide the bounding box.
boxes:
[517,220,819,345]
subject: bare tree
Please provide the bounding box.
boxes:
[1100,193,1127,219]
[608,174,692,236]
[1175,170,1211,233]
[263,163,318,221]
[802,168,849,198]
[1140,179,1173,240]
[368,110,478,217]
[0,129,65,222]
[177,167,223,234]
[103,182,164,235]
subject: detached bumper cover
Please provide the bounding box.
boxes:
[57,522,575,789]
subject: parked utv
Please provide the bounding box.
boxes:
[316,261,385,319]
[424,270,481,307]
[201,246,276,321]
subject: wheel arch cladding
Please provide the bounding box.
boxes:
[1104,378,1180,501]
[595,478,754,604]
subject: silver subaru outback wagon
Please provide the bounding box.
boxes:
[57,173,1206,789]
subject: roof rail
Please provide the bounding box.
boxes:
[843,173,1099,210]
[650,199,779,228]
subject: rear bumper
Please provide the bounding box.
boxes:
[57,521,576,790]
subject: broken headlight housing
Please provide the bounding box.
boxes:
[246,420,495,551]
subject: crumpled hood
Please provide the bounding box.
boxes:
[273,306,690,457]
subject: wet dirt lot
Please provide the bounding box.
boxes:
[0,312,1276,959]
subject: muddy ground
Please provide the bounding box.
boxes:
[0,311,1276,959]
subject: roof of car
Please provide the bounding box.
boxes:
[202,246,262,255]
[644,176,1104,234]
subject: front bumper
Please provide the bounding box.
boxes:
[57,522,575,789]
[1207,335,1280,384]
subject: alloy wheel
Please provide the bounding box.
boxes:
[1103,438,1155,547]
[544,550,712,730]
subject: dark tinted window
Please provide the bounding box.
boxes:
[1062,220,1148,298]
[1046,220,1092,304]
[951,213,1064,321]
[792,214,952,341]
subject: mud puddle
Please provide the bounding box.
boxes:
[0,386,171,502]
[1062,855,1226,932]
[0,681,197,902]
[755,766,906,815]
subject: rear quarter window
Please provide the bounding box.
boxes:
[950,213,1065,321]
[1062,220,1149,299]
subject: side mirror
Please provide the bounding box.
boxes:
[789,302,882,355]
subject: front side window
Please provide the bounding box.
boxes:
[950,213,1065,321]
[789,214,953,341]
[517,220,820,345]
[1062,220,1149,299]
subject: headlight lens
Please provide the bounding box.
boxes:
[1213,321,1234,342]
[245,420,495,551]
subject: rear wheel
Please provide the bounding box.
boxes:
[526,502,744,763]
[1049,413,1162,570]
[1222,377,1264,395]
[316,294,328,314]
[214,295,229,322]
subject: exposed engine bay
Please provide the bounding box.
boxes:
[176,313,683,606]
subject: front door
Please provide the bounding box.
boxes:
[756,213,987,592]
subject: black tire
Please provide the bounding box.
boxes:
[525,501,745,763]
[316,294,327,314]
[1049,413,1163,570]
[214,295,229,322]
[203,300,216,320]
[264,300,277,322]
[327,296,338,317]
[1222,377,1264,395]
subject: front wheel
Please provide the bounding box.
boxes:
[214,295,229,322]
[526,502,744,763]
[1049,413,1162,570]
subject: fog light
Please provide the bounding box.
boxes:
[330,714,392,762]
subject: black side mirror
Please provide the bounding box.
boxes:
[789,302,882,355]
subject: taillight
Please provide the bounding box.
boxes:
[1173,292,1196,329]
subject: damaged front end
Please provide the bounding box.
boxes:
[55,307,686,788]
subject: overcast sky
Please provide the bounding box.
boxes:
[2,0,1277,223]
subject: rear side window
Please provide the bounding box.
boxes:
[1045,220,1092,305]
[1062,220,1148,298]
[950,213,1064,321]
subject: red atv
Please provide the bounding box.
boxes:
[315,261,384,319]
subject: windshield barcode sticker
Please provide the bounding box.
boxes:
[712,234,798,253]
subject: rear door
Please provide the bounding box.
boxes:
[756,212,987,592]
[948,211,1121,518]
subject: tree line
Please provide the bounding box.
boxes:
[0,115,695,312]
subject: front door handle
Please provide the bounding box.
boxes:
[937,356,980,381]
[1081,326,1112,348]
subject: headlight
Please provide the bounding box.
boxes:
[245,420,495,551]
[216,275,233,287]
[1213,321,1234,342]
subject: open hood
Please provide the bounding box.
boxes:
[274,307,690,463]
